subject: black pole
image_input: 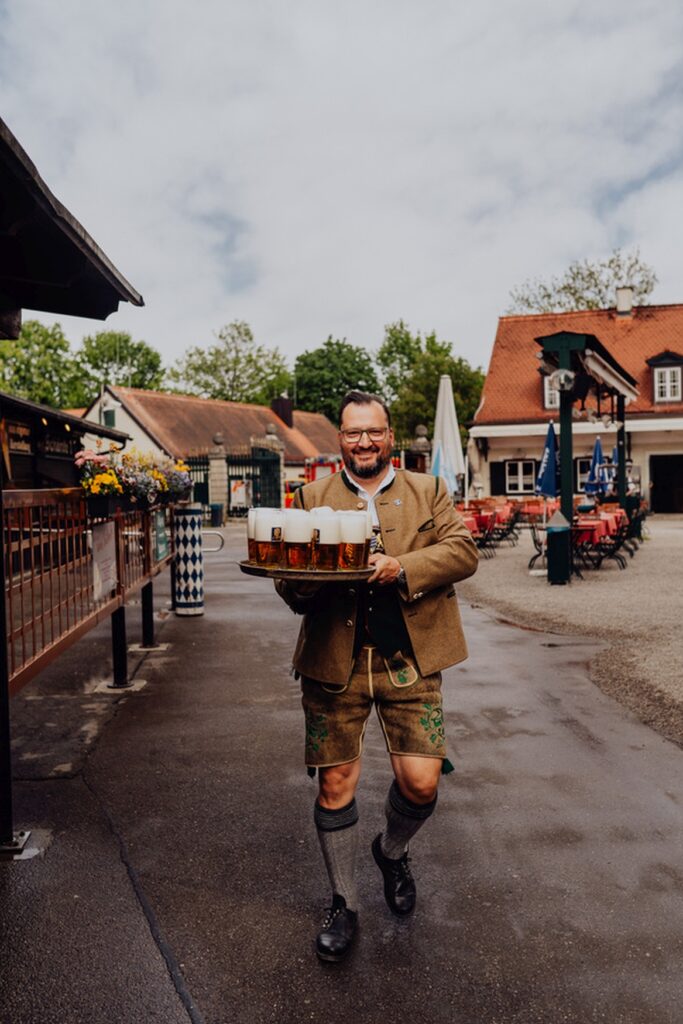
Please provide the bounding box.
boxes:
[558,350,574,524]
[0,479,15,846]
[616,395,627,508]
[170,560,177,611]
[110,606,130,688]
[141,580,156,649]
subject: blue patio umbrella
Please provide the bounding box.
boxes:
[584,435,607,495]
[535,422,559,497]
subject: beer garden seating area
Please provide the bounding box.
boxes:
[456,496,649,573]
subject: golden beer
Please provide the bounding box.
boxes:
[339,541,366,571]
[254,510,284,567]
[311,539,340,571]
[247,537,258,562]
[255,534,283,567]
[338,511,368,570]
[285,541,312,569]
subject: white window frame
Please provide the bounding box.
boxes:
[575,457,592,491]
[543,376,560,409]
[505,460,536,495]
[654,366,682,402]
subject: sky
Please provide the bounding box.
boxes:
[3,0,683,376]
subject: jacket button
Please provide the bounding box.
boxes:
[346,619,353,627]
[348,588,356,597]
[357,501,365,509]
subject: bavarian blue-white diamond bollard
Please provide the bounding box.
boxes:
[174,505,204,616]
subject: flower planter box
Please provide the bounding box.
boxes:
[86,495,126,518]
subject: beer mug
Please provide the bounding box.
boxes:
[254,508,284,567]
[247,507,258,562]
[311,510,341,571]
[283,509,313,569]
[338,511,368,570]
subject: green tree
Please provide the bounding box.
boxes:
[294,337,380,422]
[168,321,291,404]
[383,323,484,444]
[77,331,165,393]
[375,319,423,403]
[0,320,89,408]
[507,247,657,313]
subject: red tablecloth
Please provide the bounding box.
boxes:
[461,513,479,534]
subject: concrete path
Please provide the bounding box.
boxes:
[2,524,682,1024]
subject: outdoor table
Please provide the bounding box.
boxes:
[461,513,479,535]
[474,511,496,531]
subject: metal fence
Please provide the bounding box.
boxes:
[226,447,281,517]
[186,456,209,505]
[3,489,173,696]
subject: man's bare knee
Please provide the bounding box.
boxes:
[318,760,360,808]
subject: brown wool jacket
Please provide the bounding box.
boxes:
[275,469,479,685]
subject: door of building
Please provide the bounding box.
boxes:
[649,454,683,512]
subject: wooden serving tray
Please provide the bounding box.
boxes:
[239,560,373,582]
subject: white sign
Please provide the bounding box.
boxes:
[92,521,117,601]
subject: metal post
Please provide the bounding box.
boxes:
[0,463,29,854]
[170,560,177,611]
[558,349,574,524]
[110,606,130,688]
[616,395,627,507]
[141,580,156,649]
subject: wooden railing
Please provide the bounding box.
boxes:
[3,489,173,696]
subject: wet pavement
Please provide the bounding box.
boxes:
[1,524,682,1024]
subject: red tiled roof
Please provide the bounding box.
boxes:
[475,304,683,425]
[105,387,339,462]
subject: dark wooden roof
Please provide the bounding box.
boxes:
[0,117,143,323]
[95,387,339,462]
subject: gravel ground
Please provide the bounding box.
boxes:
[457,513,683,748]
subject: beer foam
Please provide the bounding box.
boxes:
[313,514,341,544]
[254,508,283,542]
[283,509,313,543]
[338,511,367,544]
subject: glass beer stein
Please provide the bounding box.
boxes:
[338,511,368,570]
[254,508,284,567]
[283,509,313,569]
[311,510,341,571]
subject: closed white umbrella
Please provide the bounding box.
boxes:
[432,374,465,496]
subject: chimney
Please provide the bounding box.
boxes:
[271,394,293,428]
[616,285,634,317]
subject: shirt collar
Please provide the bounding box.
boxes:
[341,463,396,499]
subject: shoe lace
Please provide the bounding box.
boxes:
[322,904,344,928]
[390,853,413,880]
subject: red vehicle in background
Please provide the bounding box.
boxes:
[284,456,342,507]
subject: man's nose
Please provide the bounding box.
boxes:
[357,431,374,447]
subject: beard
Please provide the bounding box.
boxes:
[344,445,392,479]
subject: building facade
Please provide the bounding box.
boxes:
[469,299,683,512]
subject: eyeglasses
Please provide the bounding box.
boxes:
[339,428,389,443]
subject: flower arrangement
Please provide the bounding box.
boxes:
[75,444,192,508]
[75,447,123,496]
[160,459,192,499]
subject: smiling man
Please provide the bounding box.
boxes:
[276,390,478,961]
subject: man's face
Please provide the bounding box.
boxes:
[339,401,394,480]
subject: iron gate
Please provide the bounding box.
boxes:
[226,446,281,517]
[186,456,209,505]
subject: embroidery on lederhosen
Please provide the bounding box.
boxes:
[419,703,445,746]
[305,708,328,752]
[384,652,419,688]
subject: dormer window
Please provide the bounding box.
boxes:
[654,366,681,402]
[543,376,560,409]
[647,350,683,404]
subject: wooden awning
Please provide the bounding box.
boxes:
[0,117,143,334]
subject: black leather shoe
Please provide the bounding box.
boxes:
[371,834,416,916]
[315,894,358,962]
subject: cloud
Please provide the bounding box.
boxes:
[3,0,683,376]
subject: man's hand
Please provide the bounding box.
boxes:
[368,553,402,585]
